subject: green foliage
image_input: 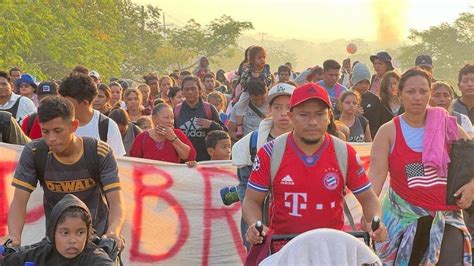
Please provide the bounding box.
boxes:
[397,11,474,85]
[0,1,253,81]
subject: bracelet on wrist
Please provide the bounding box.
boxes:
[170,136,178,142]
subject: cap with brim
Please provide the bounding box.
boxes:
[370,51,393,69]
[89,71,100,80]
[290,83,331,110]
[266,83,296,104]
[15,74,38,90]
[415,55,433,68]
[37,81,58,95]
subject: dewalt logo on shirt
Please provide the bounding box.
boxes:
[45,178,96,193]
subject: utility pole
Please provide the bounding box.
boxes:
[163,12,166,40]
[259,32,266,46]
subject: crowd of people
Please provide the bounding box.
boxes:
[1,45,474,265]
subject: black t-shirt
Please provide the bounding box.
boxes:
[12,139,121,236]
[174,99,225,161]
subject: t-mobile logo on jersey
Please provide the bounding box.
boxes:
[284,192,307,217]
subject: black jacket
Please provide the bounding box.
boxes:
[360,91,382,139]
[1,194,114,266]
[380,103,404,127]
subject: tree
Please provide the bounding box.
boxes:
[397,11,474,85]
[0,1,253,81]
[168,15,253,70]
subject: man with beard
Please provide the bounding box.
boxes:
[242,83,386,254]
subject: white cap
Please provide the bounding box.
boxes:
[266,83,296,104]
[89,70,100,80]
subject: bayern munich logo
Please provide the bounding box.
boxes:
[323,173,339,190]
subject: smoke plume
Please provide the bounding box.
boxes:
[373,0,407,46]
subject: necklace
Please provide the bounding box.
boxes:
[155,140,166,150]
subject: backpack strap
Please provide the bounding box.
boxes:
[249,130,259,164]
[330,135,357,230]
[27,112,37,136]
[131,123,141,138]
[203,102,212,120]
[331,135,348,182]
[33,139,50,185]
[98,113,109,142]
[270,132,290,182]
[263,132,290,225]
[0,111,12,143]
[82,137,101,184]
[334,83,341,98]
[8,96,23,118]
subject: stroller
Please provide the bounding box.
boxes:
[260,228,381,266]
[244,192,381,266]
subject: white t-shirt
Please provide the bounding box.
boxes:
[459,112,474,136]
[0,93,36,125]
[75,110,126,156]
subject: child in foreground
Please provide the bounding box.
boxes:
[1,194,115,265]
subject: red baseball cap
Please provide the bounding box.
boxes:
[289,83,332,110]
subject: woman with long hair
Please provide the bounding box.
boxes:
[379,71,404,126]
[370,68,472,265]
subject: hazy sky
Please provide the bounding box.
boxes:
[134,0,472,42]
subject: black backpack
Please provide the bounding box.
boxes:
[32,137,102,185]
[0,111,12,143]
[98,113,109,142]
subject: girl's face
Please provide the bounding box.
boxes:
[400,75,431,115]
[160,78,172,95]
[93,90,109,110]
[118,123,128,136]
[389,77,399,97]
[170,91,183,107]
[253,51,266,68]
[139,87,150,103]
[207,96,223,112]
[110,86,122,103]
[140,120,153,131]
[153,106,174,128]
[125,92,140,110]
[19,83,34,97]
[430,85,452,111]
[54,216,88,259]
[341,95,359,115]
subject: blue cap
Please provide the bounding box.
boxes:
[15,74,38,90]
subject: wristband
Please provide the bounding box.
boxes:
[170,136,178,142]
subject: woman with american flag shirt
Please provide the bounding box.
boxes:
[369,68,473,265]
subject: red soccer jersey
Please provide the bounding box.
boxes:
[248,132,371,235]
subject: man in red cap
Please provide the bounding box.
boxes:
[242,83,386,249]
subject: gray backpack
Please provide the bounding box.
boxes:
[264,132,356,230]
